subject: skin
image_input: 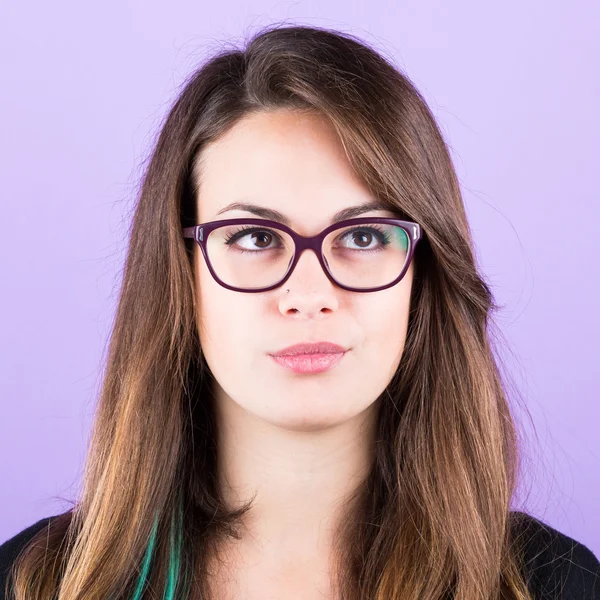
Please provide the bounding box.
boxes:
[192,109,414,598]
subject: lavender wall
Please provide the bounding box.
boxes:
[1,0,598,555]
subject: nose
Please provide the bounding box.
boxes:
[284,245,333,290]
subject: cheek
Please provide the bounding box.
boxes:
[360,293,411,371]
[372,311,409,358]
[197,286,236,343]
[195,257,232,356]
[194,260,257,371]
[365,286,411,335]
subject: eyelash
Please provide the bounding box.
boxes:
[223,225,392,251]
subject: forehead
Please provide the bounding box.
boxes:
[193,110,387,224]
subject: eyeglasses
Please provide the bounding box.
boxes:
[182,217,422,293]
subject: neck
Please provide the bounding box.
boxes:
[212,387,378,563]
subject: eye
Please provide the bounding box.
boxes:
[223,226,283,251]
[336,226,392,251]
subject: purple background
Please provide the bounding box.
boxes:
[1,1,598,556]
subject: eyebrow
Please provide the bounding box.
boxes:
[215,201,395,226]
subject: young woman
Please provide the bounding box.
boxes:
[1,23,599,600]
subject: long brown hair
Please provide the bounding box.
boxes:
[7,23,538,600]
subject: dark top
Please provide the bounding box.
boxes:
[0,512,599,599]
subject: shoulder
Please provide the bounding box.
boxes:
[0,515,56,600]
[510,510,600,599]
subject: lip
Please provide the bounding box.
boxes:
[270,342,348,357]
[270,351,348,374]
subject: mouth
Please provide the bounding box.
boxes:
[270,341,348,357]
[269,350,348,374]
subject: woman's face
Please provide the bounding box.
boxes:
[193,109,414,432]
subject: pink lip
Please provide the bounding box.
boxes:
[270,342,348,356]
[270,351,347,374]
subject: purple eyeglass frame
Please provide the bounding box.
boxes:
[182,217,422,293]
